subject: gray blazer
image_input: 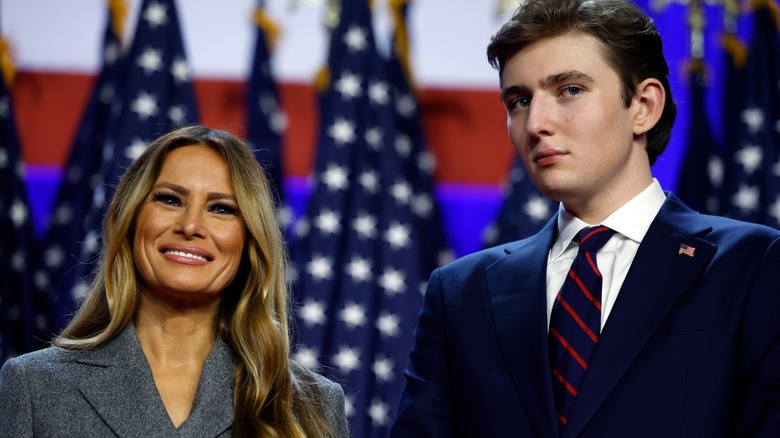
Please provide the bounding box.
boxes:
[0,325,349,437]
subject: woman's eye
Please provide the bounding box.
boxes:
[210,203,239,216]
[152,193,181,206]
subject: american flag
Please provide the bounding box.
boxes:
[40,0,199,319]
[719,3,780,228]
[41,4,125,330]
[482,157,557,247]
[246,2,287,211]
[0,59,51,362]
[719,31,748,160]
[290,0,447,436]
[385,0,452,276]
[676,60,723,215]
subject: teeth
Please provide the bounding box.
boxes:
[164,250,209,262]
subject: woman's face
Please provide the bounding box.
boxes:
[133,144,247,304]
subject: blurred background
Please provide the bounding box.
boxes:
[1,0,778,436]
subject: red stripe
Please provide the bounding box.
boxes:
[551,367,578,396]
[585,251,602,279]
[578,225,608,245]
[557,411,568,425]
[566,270,603,314]
[550,326,589,369]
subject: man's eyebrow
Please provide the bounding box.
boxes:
[500,70,595,103]
[539,70,595,88]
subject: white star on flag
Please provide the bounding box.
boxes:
[368,399,391,427]
[339,302,368,328]
[170,57,190,83]
[131,91,159,120]
[385,222,411,249]
[372,356,395,382]
[376,312,401,337]
[144,2,168,27]
[369,81,390,105]
[306,255,333,281]
[741,107,765,134]
[328,118,357,145]
[333,346,362,374]
[298,299,327,326]
[343,26,368,52]
[314,210,342,234]
[322,164,349,191]
[732,184,760,212]
[735,144,763,174]
[379,268,405,295]
[346,257,373,282]
[524,196,553,221]
[352,214,378,239]
[137,48,163,74]
[359,171,380,193]
[335,73,363,99]
[10,200,28,227]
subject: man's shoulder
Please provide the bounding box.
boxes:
[441,231,547,273]
[699,213,780,244]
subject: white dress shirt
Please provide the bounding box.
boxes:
[546,179,667,330]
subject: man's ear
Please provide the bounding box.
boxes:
[631,78,665,136]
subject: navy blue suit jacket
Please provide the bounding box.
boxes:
[391,194,780,437]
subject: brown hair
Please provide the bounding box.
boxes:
[487,0,677,165]
[55,125,339,437]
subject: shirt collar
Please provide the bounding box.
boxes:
[552,179,666,258]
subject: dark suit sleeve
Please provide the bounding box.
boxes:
[391,268,453,437]
[0,357,34,437]
[731,234,780,436]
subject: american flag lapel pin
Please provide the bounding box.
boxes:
[678,243,696,257]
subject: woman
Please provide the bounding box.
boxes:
[0,125,349,437]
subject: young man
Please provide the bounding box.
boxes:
[390,0,780,436]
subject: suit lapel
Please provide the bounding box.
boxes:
[486,217,559,438]
[563,194,716,437]
[177,337,235,437]
[76,325,176,436]
[76,325,236,437]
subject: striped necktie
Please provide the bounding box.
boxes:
[549,225,615,430]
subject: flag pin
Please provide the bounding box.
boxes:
[678,244,695,257]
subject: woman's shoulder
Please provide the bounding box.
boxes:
[292,362,345,400]
[1,346,75,374]
[291,363,350,436]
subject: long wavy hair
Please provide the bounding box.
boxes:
[54,125,339,437]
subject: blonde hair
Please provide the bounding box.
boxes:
[54,125,339,437]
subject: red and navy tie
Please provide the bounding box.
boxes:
[549,225,615,430]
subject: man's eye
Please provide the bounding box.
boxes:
[517,97,531,108]
[509,97,530,109]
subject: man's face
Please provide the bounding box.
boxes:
[500,32,651,219]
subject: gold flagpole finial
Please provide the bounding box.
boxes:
[0,37,15,86]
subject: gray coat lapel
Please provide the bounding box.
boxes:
[563,194,716,437]
[76,325,176,436]
[486,217,558,438]
[76,325,236,437]
[177,337,235,437]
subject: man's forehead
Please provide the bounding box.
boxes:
[499,33,610,86]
